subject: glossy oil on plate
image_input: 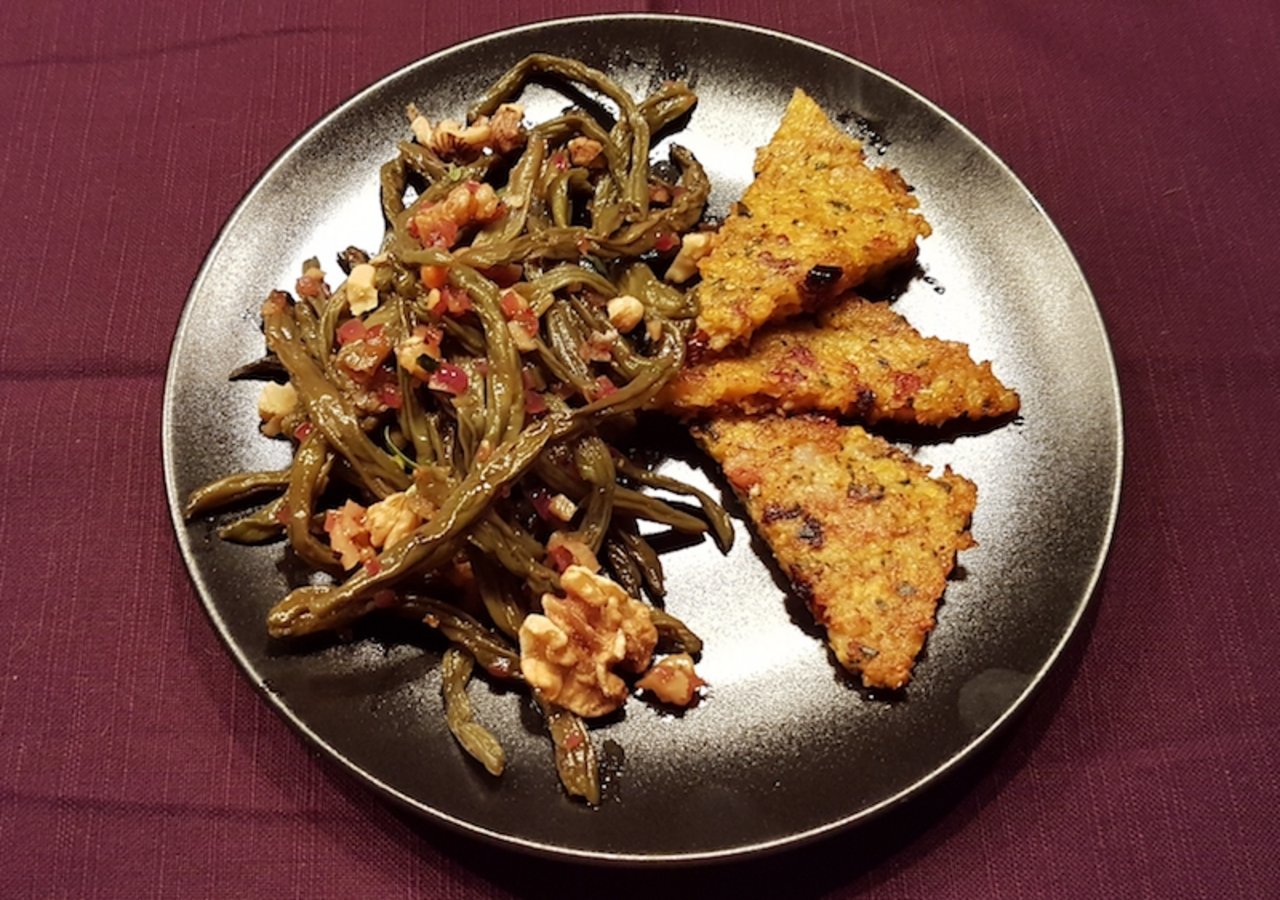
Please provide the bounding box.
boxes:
[163,15,1122,864]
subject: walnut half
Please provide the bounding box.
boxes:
[518,566,658,718]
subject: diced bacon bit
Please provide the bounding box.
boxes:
[546,532,600,573]
[550,150,570,172]
[395,324,444,380]
[376,379,402,410]
[427,362,470,395]
[664,232,713,284]
[408,213,459,249]
[653,231,680,253]
[293,421,313,442]
[499,289,526,318]
[345,263,380,315]
[590,375,618,400]
[325,491,426,572]
[636,653,707,707]
[566,136,604,167]
[442,285,473,316]
[257,382,298,437]
[579,328,617,363]
[419,264,448,289]
[295,265,326,298]
[424,288,445,316]
[324,499,373,570]
[893,371,923,401]
[409,181,503,249]
[522,365,549,414]
[336,324,392,381]
[529,487,575,523]
[529,487,555,522]
[524,391,548,415]
[606,295,645,333]
[499,289,539,350]
[336,317,367,345]
[274,503,291,525]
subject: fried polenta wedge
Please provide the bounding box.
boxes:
[693,89,931,353]
[661,296,1020,425]
[695,415,976,690]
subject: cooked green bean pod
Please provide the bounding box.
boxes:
[217,496,287,544]
[651,608,704,656]
[468,548,527,640]
[441,648,507,776]
[410,597,522,681]
[536,692,600,806]
[283,430,340,572]
[614,454,735,552]
[262,292,409,499]
[189,55,734,805]
[615,526,665,598]
[183,469,290,519]
[267,413,579,638]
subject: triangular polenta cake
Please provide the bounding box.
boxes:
[662,295,1019,425]
[694,414,976,690]
[693,89,931,353]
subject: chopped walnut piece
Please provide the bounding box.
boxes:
[365,491,422,551]
[606,295,645,333]
[257,382,298,437]
[567,136,604,167]
[546,532,599,573]
[636,653,707,706]
[518,566,658,718]
[487,103,527,154]
[429,118,492,161]
[664,232,713,284]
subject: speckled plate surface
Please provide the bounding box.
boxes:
[163,15,1121,864]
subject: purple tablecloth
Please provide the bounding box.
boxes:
[3,0,1277,895]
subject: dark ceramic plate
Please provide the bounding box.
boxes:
[163,15,1122,864]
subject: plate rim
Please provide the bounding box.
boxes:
[162,12,1124,865]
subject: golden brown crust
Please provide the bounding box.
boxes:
[660,296,1020,425]
[693,89,931,353]
[694,415,976,690]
